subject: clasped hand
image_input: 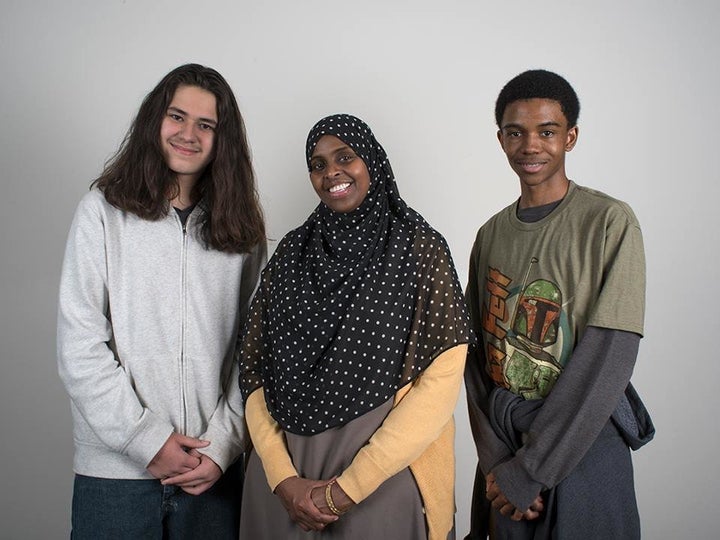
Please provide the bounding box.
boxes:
[275,476,355,532]
[147,432,222,495]
[485,472,544,522]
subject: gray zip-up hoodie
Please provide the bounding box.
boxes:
[57,189,266,479]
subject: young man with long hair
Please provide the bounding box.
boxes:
[57,64,266,539]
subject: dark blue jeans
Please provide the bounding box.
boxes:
[71,458,243,539]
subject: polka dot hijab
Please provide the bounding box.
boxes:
[240,114,472,436]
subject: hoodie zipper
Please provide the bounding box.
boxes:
[179,214,190,436]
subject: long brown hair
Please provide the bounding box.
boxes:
[92,64,265,253]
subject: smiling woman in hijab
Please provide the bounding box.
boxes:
[238,114,473,539]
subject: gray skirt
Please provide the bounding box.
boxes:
[239,398,427,539]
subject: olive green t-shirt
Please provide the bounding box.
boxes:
[469,181,645,399]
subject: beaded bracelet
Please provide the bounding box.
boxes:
[325,480,343,516]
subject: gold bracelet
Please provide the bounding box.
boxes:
[325,480,343,516]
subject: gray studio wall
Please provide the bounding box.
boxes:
[1,1,718,538]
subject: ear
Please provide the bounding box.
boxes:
[496,129,504,148]
[565,125,579,152]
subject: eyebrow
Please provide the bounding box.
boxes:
[311,144,353,160]
[501,121,562,130]
[167,106,218,127]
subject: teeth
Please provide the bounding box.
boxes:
[329,183,350,193]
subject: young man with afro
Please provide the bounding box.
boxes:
[464,69,654,539]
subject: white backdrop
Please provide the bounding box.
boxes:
[1,1,718,538]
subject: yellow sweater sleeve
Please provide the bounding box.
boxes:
[336,344,467,503]
[245,388,298,491]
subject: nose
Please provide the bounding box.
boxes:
[522,133,541,153]
[178,121,198,142]
[324,161,341,178]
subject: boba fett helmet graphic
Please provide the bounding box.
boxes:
[504,258,565,399]
[512,278,562,350]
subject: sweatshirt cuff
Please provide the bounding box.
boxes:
[123,410,175,468]
[199,423,245,473]
[492,458,545,511]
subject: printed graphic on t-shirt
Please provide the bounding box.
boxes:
[481,257,573,399]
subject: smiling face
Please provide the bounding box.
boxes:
[309,135,371,213]
[498,98,578,206]
[160,84,218,186]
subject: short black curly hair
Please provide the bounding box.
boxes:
[495,69,580,128]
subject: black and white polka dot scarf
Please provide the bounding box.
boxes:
[240,114,471,436]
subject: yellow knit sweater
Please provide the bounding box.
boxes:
[245,344,467,540]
